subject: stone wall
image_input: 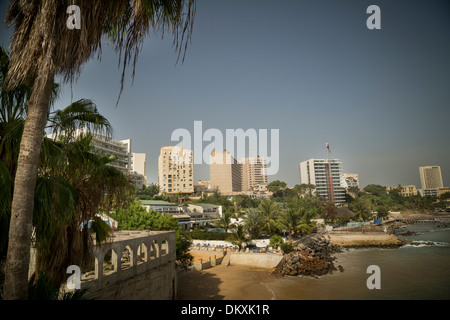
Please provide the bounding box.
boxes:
[228,252,283,269]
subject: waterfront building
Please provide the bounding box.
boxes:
[158,146,194,194]
[299,158,346,204]
[419,166,444,189]
[418,188,440,197]
[210,150,242,194]
[386,185,418,197]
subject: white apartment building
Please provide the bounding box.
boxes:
[55,128,132,172]
[299,158,346,204]
[61,128,148,189]
[158,146,194,194]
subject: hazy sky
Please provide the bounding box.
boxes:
[1,0,449,188]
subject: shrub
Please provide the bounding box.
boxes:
[188,230,229,241]
[269,235,283,248]
[280,242,294,254]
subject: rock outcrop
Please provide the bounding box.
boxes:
[273,232,342,277]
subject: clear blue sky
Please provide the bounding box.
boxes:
[1,0,449,188]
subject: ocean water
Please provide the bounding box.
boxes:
[264,224,450,300]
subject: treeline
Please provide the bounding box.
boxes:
[347,184,450,215]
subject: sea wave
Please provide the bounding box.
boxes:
[401,240,450,248]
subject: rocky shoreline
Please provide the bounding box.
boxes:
[273,230,411,277]
[273,232,343,277]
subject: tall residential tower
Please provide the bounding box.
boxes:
[158,146,194,194]
[299,158,346,204]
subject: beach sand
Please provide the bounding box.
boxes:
[177,251,278,300]
[176,232,403,300]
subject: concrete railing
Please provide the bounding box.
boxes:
[80,230,176,295]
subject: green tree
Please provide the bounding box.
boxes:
[3,0,196,299]
[136,183,160,200]
[1,50,132,287]
[258,199,280,236]
[278,208,311,241]
[349,198,371,221]
[228,225,249,251]
[269,235,283,249]
[294,183,316,197]
[198,189,233,211]
[108,201,193,267]
[214,209,235,233]
[242,208,263,239]
[363,184,387,196]
[267,180,287,194]
[323,202,337,223]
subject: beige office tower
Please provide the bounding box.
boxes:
[241,156,268,191]
[210,151,242,193]
[131,152,147,186]
[158,146,194,194]
[419,166,444,189]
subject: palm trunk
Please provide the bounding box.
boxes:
[3,69,55,300]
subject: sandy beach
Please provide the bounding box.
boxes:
[177,264,277,300]
[177,250,278,300]
[176,232,404,300]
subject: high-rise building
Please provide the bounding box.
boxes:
[90,135,131,173]
[158,146,194,194]
[50,128,150,189]
[241,156,268,192]
[299,158,346,204]
[130,152,147,189]
[131,152,147,186]
[210,150,242,194]
[419,166,444,189]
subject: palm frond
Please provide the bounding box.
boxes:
[4,0,196,105]
[48,99,113,141]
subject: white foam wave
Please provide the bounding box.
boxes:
[402,240,449,248]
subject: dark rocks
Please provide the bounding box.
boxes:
[398,231,417,237]
[273,232,343,277]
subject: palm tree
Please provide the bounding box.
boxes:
[214,209,235,233]
[1,79,132,288]
[1,46,135,291]
[229,225,249,251]
[258,199,280,236]
[278,208,311,241]
[3,0,196,299]
[350,198,371,221]
[242,208,263,239]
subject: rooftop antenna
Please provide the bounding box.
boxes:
[326,142,335,203]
